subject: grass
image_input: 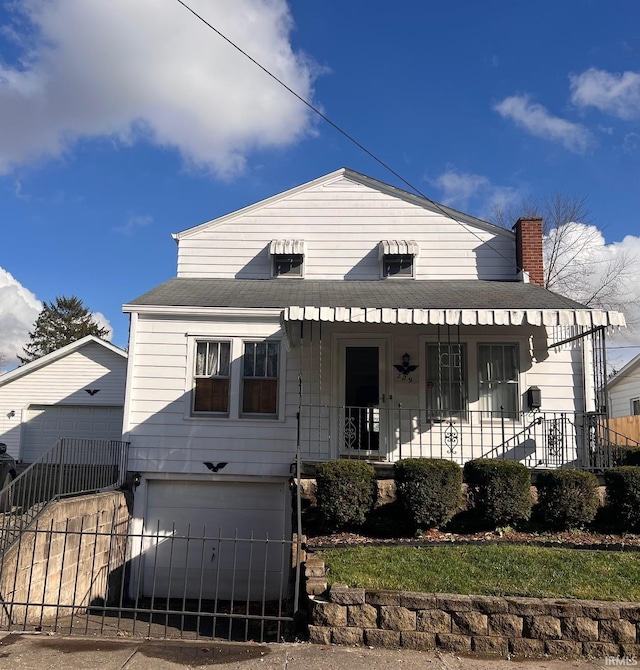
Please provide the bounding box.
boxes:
[320,544,640,601]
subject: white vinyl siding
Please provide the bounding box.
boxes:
[609,370,640,418]
[176,176,515,281]
[124,315,292,476]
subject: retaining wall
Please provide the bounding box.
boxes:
[0,491,131,626]
[305,548,640,659]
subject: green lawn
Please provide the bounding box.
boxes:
[320,544,640,601]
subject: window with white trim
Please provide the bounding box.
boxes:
[632,398,640,416]
[242,341,279,416]
[193,341,231,414]
[478,343,519,419]
[426,343,467,419]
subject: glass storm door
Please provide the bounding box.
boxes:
[342,344,386,454]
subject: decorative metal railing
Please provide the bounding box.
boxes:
[0,438,129,553]
[298,405,640,471]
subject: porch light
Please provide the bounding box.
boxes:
[527,386,542,410]
[394,353,418,381]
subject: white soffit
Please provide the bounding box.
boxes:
[281,306,626,328]
[269,239,306,255]
[378,240,419,258]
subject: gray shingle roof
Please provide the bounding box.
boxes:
[125,278,590,311]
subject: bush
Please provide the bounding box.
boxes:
[394,458,462,530]
[620,447,640,466]
[604,467,640,531]
[464,459,532,528]
[535,470,599,529]
[315,460,377,530]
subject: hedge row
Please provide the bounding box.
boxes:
[313,459,640,533]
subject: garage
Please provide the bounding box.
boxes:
[22,405,124,462]
[141,480,291,600]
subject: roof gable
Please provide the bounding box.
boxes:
[0,336,127,388]
[172,168,512,241]
[608,352,640,389]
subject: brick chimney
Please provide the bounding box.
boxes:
[513,217,544,286]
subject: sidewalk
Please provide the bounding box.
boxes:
[0,632,608,669]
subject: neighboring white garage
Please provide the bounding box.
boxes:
[22,405,124,463]
[140,479,291,600]
[0,336,128,462]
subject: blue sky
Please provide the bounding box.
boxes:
[0,0,639,369]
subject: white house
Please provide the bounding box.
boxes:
[608,353,640,418]
[122,168,626,565]
[0,336,127,463]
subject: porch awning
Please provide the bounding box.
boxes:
[281,305,625,328]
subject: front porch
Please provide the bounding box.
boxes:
[280,287,628,472]
[297,405,639,471]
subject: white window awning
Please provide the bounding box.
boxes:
[378,240,419,258]
[269,239,306,255]
[281,305,626,328]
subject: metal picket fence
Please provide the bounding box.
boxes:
[0,438,129,554]
[0,509,298,643]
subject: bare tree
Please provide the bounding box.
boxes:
[491,193,638,320]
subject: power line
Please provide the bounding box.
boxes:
[173,0,521,273]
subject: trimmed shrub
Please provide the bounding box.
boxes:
[604,466,640,531]
[535,470,599,529]
[315,460,377,530]
[621,447,640,466]
[394,458,462,530]
[464,459,532,528]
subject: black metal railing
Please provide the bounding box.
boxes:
[0,438,129,553]
[298,405,640,471]
[0,513,295,642]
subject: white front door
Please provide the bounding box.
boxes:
[337,339,388,458]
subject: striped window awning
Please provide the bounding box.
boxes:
[378,240,419,258]
[269,239,306,255]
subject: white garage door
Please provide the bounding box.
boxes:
[142,480,290,600]
[23,405,124,463]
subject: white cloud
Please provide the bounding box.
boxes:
[0,268,41,369]
[494,95,593,153]
[432,171,489,208]
[0,0,317,177]
[431,169,522,219]
[115,213,153,236]
[570,68,640,120]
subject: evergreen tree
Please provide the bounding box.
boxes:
[18,296,110,364]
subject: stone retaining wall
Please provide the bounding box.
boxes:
[0,491,131,626]
[308,582,640,658]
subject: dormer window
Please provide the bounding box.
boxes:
[379,240,418,279]
[269,239,305,278]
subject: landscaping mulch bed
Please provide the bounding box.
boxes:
[306,527,640,551]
